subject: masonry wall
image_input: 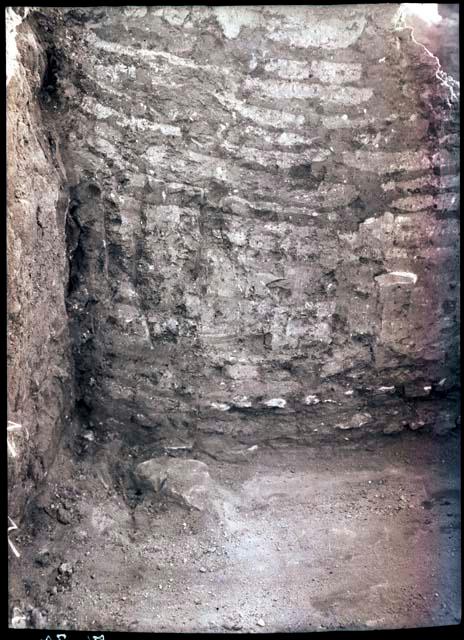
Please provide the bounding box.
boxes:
[7,4,460,514]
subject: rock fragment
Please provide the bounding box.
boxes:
[58,562,73,576]
[56,505,72,524]
[135,458,212,511]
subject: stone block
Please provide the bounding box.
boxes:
[135,458,212,511]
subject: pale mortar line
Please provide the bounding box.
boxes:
[214,92,306,128]
[87,31,228,75]
[243,77,373,104]
[80,97,182,137]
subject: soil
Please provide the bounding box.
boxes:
[9,429,461,632]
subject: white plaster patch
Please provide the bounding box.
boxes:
[304,395,320,405]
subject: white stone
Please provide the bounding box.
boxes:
[225,363,258,380]
[322,115,369,129]
[264,58,309,80]
[211,402,231,412]
[216,94,305,128]
[342,150,431,174]
[277,132,317,146]
[310,60,362,84]
[213,6,261,39]
[232,396,252,408]
[264,398,287,408]
[223,230,247,246]
[243,77,373,105]
[375,271,418,286]
[155,6,190,26]
[123,6,147,18]
[268,14,366,50]
[336,413,371,430]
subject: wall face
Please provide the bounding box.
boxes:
[46,5,461,445]
[7,5,460,479]
[7,12,74,520]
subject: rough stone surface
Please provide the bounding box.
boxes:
[6,5,461,633]
[6,5,461,518]
[135,458,212,511]
[36,4,459,446]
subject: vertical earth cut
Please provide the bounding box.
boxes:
[7,5,460,519]
[7,7,75,522]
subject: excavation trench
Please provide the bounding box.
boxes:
[7,5,460,632]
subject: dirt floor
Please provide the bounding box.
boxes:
[9,429,461,633]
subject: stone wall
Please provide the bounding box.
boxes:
[7,4,460,492]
